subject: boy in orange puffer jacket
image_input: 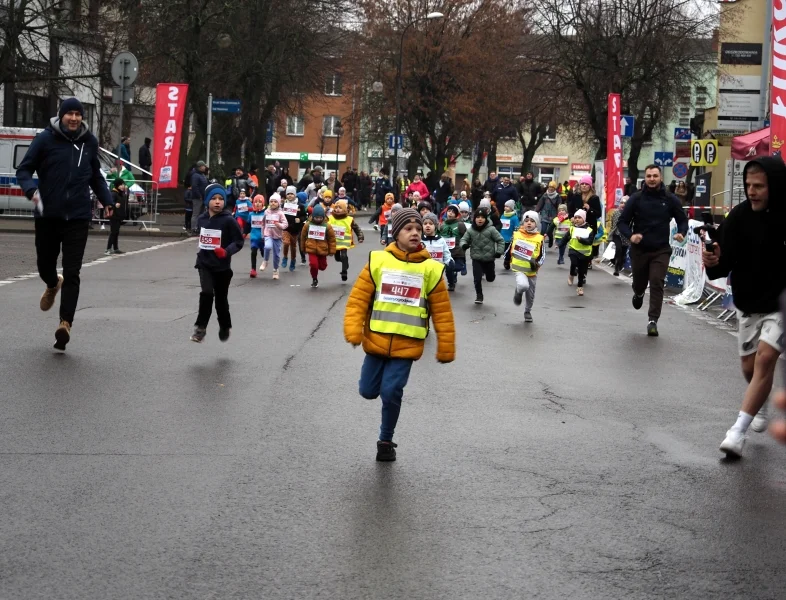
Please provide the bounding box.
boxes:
[344,208,456,462]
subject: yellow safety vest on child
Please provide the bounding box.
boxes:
[368,251,445,340]
[328,215,356,250]
[510,231,544,276]
[569,225,593,256]
[553,217,571,241]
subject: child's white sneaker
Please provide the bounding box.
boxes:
[260,260,268,271]
[272,269,279,280]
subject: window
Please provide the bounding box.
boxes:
[679,118,691,127]
[15,94,48,128]
[82,102,94,131]
[695,86,708,108]
[13,145,30,169]
[286,115,304,136]
[325,74,343,96]
[323,115,341,137]
[543,124,557,142]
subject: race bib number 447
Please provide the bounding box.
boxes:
[199,228,222,250]
[379,270,424,306]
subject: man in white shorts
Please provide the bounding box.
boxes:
[703,157,786,458]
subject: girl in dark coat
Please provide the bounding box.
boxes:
[105,178,128,255]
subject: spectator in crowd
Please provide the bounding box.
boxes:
[138,137,152,173]
[358,170,372,209]
[434,172,454,215]
[519,172,542,211]
[674,181,689,207]
[484,171,500,194]
[471,178,484,210]
[405,173,430,202]
[341,167,358,200]
[492,176,520,214]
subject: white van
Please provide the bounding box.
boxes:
[0,127,40,213]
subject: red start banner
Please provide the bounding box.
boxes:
[771,1,786,156]
[606,94,623,210]
[152,83,189,189]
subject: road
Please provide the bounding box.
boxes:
[0,228,784,600]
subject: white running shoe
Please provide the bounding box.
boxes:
[719,429,745,458]
[750,407,769,433]
[260,260,268,271]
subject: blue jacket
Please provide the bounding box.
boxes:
[492,182,520,208]
[195,210,244,271]
[16,117,112,220]
[499,211,520,242]
[373,177,393,204]
[190,170,208,204]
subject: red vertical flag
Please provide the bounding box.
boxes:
[606,93,623,210]
[151,83,189,188]
[771,1,786,156]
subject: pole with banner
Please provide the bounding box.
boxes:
[151,83,189,189]
[771,0,786,156]
[606,93,623,210]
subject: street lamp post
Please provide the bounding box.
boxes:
[394,11,443,197]
[335,119,343,180]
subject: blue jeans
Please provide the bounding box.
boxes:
[264,237,283,270]
[446,257,465,286]
[558,243,566,262]
[358,354,414,441]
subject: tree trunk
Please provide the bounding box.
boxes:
[471,139,486,181]
[487,139,498,174]
[627,138,644,186]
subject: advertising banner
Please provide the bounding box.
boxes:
[771,0,786,156]
[152,83,189,188]
[606,93,623,210]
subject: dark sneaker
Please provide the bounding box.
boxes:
[613,270,620,276]
[524,311,533,323]
[113,249,124,254]
[474,295,483,305]
[218,328,231,342]
[301,258,306,265]
[190,327,206,343]
[53,320,71,352]
[376,440,398,462]
[311,278,319,288]
[447,283,455,292]
[647,321,659,337]
[341,272,348,282]
[632,294,644,310]
[513,290,523,306]
[281,258,288,269]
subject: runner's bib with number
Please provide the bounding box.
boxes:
[332,225,346,240]
[572,227,590,239]
[199,228,222,250]
[265,216,280,229]
[383,210,391,221]
[424,241,443,262]
[557,223,570,234]
[501,219,511,230]
[445,237,456,249]
[308,225,326,240]
[283,202,299,216]
[251,214,265,229]
[379,270,424,307]
[236,204,249,214]
[512,239,536,261]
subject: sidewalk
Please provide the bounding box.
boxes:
[0,209,376,238]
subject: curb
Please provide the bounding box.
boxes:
[0,227,188,238]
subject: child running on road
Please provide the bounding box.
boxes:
[344,208,455,461]
[248,195,266,278]
[329,199,365,281]
[560,209,595,297]
[439,204,468,290]
[378,193,395,245]
[234,189,252,236]
[300,204,336,288]
[262,192,288,280]
[191,184,244,343]
[460,207,505,305]
[500,199,520,270]
[551,204,571,264]
[511,211,545,323]
[282,186,306,272]
[422,212,453,269]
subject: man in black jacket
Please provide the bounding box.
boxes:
[519,172,542,211]
[703,157,786,458]
[138,137,152,173]
[16,97,113,351]
[618,164,687,337]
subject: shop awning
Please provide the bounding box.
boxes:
[731,127,769,160]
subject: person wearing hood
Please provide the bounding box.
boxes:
[518,172,542,212]
[500,199,520,270]
[16,98,113,351]
[511,211,545,323]
[618,165,687,337]
[439,204,468,290]
[460,207,506,305]
[344,208,455,461]
[535,181,562,237]
[282,186,307,272]
[191,183,245,343]
[702,157,786,458]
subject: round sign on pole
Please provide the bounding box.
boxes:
[672,162,688,179]
[111,51,139,87]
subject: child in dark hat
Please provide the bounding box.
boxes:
[344,207,456,462]
[191,184,245,343]
[105,177,128,255]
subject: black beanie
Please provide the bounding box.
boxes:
[58,98,84,120]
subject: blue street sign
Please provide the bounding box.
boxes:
[654,152,674,167]
[674,127,691,140]
[388,134,403,150]
[620,115,634,137]
[212,99,241,113]
[672,162,688,178]
[266,120,274,143]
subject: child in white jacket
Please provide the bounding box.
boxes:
[422,212,453,268]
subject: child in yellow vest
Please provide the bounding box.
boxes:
[551,204,571,265]
[344,208,455,462]
[559,209,596,296]
[328,199,364,281]
[511,211,545,323]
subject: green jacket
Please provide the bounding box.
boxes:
[439,219,467,259]
[460,222,505,262]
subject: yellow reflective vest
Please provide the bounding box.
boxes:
[510,230,544,276]
[329,215,356,250]
[569,224,593,256]
[368,250,445,340]
[552,217,571,240]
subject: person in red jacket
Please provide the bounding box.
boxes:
[404,173,430,201]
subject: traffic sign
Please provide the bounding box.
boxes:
[674,127,691,140]
[654,152,674,167]
[690,139,719,167]
[620,115,634,137]
[111,51,138,87]
[672,162,688,178]
[388,134,403,150]
[211,99,241,113]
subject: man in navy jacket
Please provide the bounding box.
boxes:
[16,97,112,351]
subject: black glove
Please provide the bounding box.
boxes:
[495,253,502,258]
[461,244,470,250]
